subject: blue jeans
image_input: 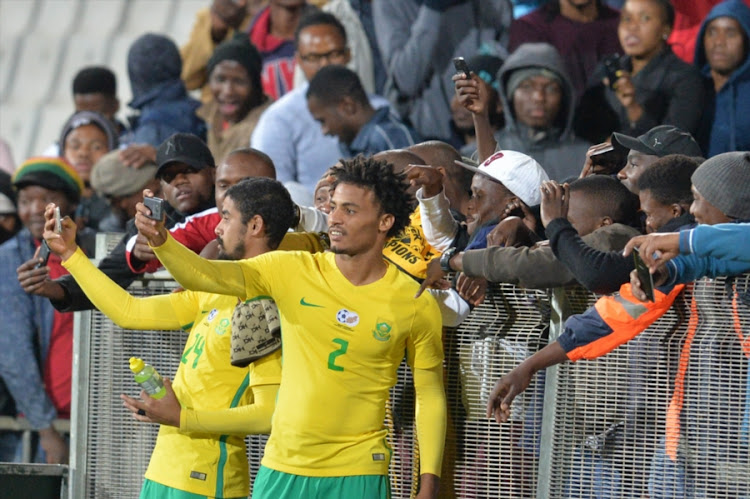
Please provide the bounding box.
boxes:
[564,448,638,499]
[0,431,22,462]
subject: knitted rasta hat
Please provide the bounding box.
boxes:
[13,157,84,203]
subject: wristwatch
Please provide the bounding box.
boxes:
[440,247,457,273]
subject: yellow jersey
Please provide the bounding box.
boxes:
[152,239,444,477]
[63,249,281,497]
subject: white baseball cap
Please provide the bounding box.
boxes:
[455,150,549,206]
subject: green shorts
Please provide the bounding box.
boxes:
[139,478,246,499]
[251,466,391,499]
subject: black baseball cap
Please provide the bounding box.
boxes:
[155,133,215,179]
[612,125,703,158]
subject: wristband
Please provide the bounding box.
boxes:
[440,247,457,273]
[291,204,301,228]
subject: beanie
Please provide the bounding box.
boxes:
[90,150,158,198]
[506,67,562,101]
[207,34,263,82]
[13,157,84,204]
[691,151,750,220]
[59,110,119,152]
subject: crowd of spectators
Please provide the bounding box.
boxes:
[0,0,749,497]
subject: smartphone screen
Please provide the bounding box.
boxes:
[633,248,655,302]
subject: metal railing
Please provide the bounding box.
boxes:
[65,266,750,498]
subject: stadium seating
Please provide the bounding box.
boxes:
[0,0,205,165]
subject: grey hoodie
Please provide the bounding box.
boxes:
[373,0,512,141]
[495,43,591,181]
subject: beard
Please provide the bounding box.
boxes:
[216,237,245,261]
[330,244,355,257]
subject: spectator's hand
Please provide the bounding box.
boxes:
[121,378,181,427]
[607,72,644,121]
[406,164,444,198]
[135,189,168,248]
[424,0,467,11]
[606,71,633,105]
[456,273,487,306]
[16,257,66,300]
[39,427,68,464]
[486,216,535,248]
[580,141,613,178]
[501,198,537,233]
[629,267,668,302]
[539,181,569,228]
[43,204,78,261]
[453,72,490,116]
[623,233,681,271]
[580,145,597,178]
[415,258,451,298]
[486,364,534,424]
[118,144,157,169]
[132,234,157,262]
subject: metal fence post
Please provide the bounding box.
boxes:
[536,287,570,499]
[69,310,91,499]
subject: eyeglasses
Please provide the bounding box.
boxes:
[158,166,199,184]
[299,48,348,64]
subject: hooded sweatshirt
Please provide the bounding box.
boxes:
[694,0,750,157]
[373,0,512,142]
[126,33,206,146]
[495,43,591,181]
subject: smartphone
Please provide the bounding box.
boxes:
[453,57,471,76]
[36,240,52,269]
[143,196,165,221]
[54,206,62,234]
[601,54,631,90]
[589,143,627,174]
[633,247,655,302]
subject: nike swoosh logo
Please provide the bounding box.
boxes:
[300,298,324,308]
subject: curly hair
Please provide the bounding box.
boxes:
[329,155,416,239]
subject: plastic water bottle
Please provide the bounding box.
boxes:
[129,357,166,399]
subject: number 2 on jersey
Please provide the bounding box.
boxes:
[327,338,349,372]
